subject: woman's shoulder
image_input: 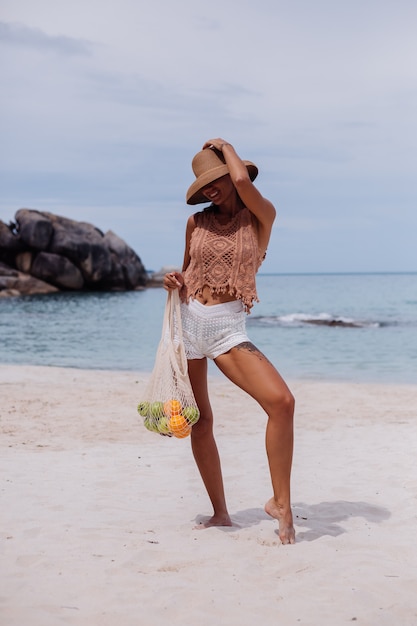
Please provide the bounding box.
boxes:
[192,205,215,223]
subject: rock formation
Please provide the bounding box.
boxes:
[146,265,181,287]
[0,209,148,297]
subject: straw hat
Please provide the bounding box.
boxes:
[186,148,258,205]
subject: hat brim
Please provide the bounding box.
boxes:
[186,161,258,205]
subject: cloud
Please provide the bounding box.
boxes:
[0,1,416,272]
[0,20,93,56]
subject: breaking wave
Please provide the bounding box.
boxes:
[248,312,383,329]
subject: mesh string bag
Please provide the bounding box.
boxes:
[137,289,200,438]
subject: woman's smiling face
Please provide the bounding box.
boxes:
[201,174,234,205]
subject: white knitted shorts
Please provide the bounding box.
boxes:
[180,298,249,360]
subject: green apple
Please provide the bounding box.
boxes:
[150,401,164,418]
[157,416,171,435]
[137,401,150,417]
[144,416,159,433]
[183,406,200,425]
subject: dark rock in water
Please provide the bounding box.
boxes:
[15,251,34,274]
[31,251,84,290]
[15,209,54,250]
[0,209,148,297]
[103,231,147,290]
[147,265,181,287]
[306,319,362,328]
[0,262,19,279]
[0,261,58,296]
[0,221,24,270]
[45,212,113,283]
[0,220,23,252]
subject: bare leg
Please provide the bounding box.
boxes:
[187,358,232,527]
[215,343,296,544]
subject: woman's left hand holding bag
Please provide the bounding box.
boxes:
[163,272,183,291]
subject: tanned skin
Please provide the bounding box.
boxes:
[164,139,295,544]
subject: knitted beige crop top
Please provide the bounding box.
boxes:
[182,207,264,313]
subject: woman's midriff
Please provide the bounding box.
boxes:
[194,285,238,306]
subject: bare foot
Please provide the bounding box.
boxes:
[265,497,296,544]
[194,512,233,529]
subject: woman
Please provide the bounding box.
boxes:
[163,139,295,544]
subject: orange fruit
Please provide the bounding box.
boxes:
[169,414,191,438]
[163,399,182,417]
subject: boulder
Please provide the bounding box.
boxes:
[15,209,53,250]
[45,213,113,283]
[0,262,58,296]
[0,209,149,297]
[0,262,19,277]
[0,220,22,252]
[103,230,146,290]
[15,251,33,274]
[31,252,84,290]
[147,266,181,287]
[0,221,24,269]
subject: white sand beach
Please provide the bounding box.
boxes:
[1,364,416,625]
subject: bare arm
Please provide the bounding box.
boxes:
[202,138,276,254]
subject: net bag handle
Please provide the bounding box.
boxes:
[162,289,188,377]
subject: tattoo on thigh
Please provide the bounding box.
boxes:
[235,342,272,364]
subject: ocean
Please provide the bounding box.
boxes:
[0,273,416,384]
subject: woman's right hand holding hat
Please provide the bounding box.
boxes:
[202,138,232,152]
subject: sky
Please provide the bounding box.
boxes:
[1,0,416,273]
